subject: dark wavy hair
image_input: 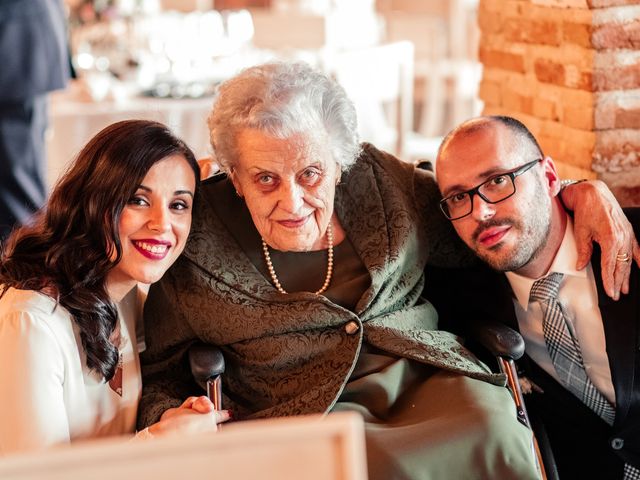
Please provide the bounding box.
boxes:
[0,120,199,381]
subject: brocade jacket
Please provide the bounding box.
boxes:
[138,143,506,428]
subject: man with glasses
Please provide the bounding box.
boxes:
[432,115,640,479]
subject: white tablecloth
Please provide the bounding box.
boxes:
[46,89,215,189]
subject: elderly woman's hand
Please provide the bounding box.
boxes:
[148,396,231,437]
[561,179,640,300]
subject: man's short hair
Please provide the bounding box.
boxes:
[439,116,544,161]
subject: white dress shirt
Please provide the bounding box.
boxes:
[505,219,616,406]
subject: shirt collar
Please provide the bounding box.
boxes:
[505,217,587,310]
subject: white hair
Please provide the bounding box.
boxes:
[207,61,361,174]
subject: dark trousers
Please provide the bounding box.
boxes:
[0,94,48,240]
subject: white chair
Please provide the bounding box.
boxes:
[325,41,414,159]
[0,412,368,480]
[382,0,483,141]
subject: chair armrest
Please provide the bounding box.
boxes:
[189,343,225,382]
[470,322,525,361]
[188,343,225,410]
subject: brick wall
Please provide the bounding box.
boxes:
[478,0,640,205]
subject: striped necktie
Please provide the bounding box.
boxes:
[529,272,615,424]
[530,273,640,479]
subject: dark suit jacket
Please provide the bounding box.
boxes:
[0,0,69,101]
[425,208,640,480]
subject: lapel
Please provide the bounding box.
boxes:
[591,247,638,424]
[334,155,390,315]
[184,176,276,300]
[487,269,521,331]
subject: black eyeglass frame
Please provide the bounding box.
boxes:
[439,158,543,221]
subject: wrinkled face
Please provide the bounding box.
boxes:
[230,129,340,252]
[107,154,196,296]
[436,125,552,272]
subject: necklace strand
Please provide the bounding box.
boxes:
[262,222,334,295]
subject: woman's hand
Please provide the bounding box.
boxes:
[148,396,231,437]
[561,179,640,300]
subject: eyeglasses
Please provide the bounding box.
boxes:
[439,159,542,221]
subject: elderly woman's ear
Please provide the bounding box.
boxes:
[197,156,219,181]
[228,168,243,198]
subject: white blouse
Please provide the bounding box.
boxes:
[0,286,143,455]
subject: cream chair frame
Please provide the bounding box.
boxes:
[0,412,368,480]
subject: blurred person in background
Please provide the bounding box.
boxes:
[0,0,71,240]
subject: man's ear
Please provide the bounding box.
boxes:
[542,156,562,196]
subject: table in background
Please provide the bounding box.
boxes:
[46,86,215,189]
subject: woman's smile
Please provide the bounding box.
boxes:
[131,239,172,260]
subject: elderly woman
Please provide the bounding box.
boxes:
[138,62,636,479]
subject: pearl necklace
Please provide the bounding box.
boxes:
[261,222,334,295]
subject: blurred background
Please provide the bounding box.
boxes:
[49,0,482,186]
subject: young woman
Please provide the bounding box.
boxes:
[0,120,228,455]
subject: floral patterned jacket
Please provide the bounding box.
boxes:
[137,143,506,428]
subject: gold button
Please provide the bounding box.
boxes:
[344,321,360,335]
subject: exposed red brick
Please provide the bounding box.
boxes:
[541,139,593,171]
[593,130,640,170]
[538,134,563,160]
[479,47,526,73]
[478,79,502,107]
[563,106,595,130]
[481,105,509,118]
[478,0,640,187]
[577,71,593,91]
[556,162,598,182]
[563,21,593,48]
[593,21,640,50]
[478,0,505,14]
[594,92,629,130]
[502,88,523,111]
[588,0,640,7]
[501,0,527,17]
[478,7,503,34]
[522,95,533,115]
[540,123,596,170]
[533,97,558,120]
[616,109,640,129]
[593,64,640,91]
[534,58,565,85]
[504,18,561,46]
[567,146,595,171]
